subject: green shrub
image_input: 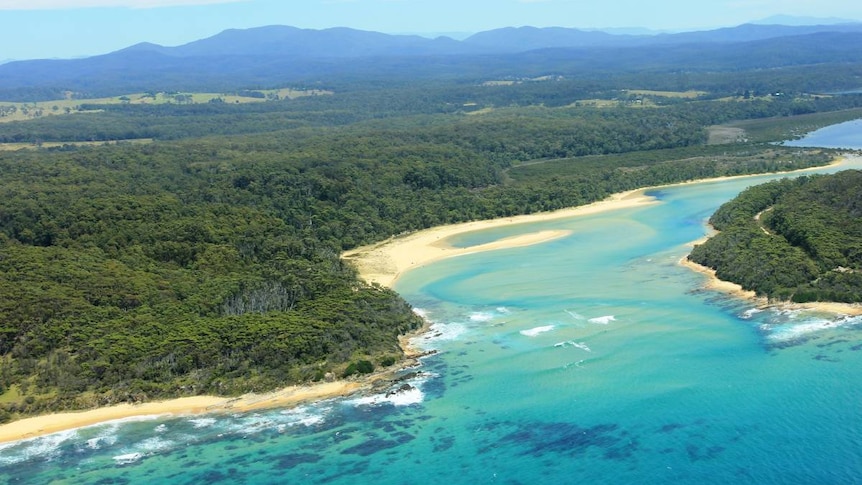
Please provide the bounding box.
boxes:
[342,360,374,377]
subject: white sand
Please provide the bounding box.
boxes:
[0,382,362,444]
[344,155,860,289]
[343,189,657,287]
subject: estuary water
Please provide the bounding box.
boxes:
[2,123,862,484]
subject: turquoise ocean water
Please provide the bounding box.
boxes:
[2,123,862,484]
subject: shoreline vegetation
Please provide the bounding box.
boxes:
[3,155,860,445]
[680,154,862,317]
[0,322,431,444]
[679,256,862,316]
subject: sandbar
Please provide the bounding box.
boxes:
[344,154,861,289]
[343,188,657,287]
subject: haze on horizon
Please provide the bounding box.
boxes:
[1,0,861,61]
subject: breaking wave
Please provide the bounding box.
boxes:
[553,341,592,352]
[520,325,555,337]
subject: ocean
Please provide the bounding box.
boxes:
[2,121,862,484]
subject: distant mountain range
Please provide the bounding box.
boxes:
[92,22,862,58]
[753,15,860,26]
[1,21,862,100]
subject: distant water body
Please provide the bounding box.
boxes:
[3,124,862,484]
[784,118,862,149]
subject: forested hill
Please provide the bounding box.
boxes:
[689,170,862,303]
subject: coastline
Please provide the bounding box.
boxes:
[342,188,657,288]
[0,191,654,445]
[0,323,431,445]
[342,153,857,289]
[0,383,364,445]
[2,155,857,445]
[679,255,862,316]
[678,153,862,317]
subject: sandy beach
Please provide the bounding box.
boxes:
[0,319,432,445]
[0,382,363,444]
[344,154,860,289]
[0,190,656,444]
[342,188,658,287]
[3,154,858,445]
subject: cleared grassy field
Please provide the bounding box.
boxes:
[0,88,331,123]
[625,89,707,98]
[706,126,747,145]
[0,139,154,151]
[569,98,661,108]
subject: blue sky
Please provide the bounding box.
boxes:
[2,0,861,60]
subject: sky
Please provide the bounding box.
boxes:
[1,0,861,61]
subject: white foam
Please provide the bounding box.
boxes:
[563,359,586,369]
[81,423,122,451]
[496,307,512,314]
[349,387,424,407]
[154,424,167,433]
[135,436,176,454]
[765,315,862,342]
[469,311,494,322]
[85,433,118,450]
[773,308,804,318]
[279,406,327,427]
[415,322,467,348]
[740,308,764,319]
[0,446,30,467]
[412,308,430,319]
[554,340,592,352]
[347,373,430,408]
[0,411,170,466]
[520,325,555,337]
[565,310,586,320]
[589,315,616,325]
[224,414,277,436]
[189,417,217,429]
[0,442,21,466]
[0,428,79,466]
[113,452,143,465]
[84,414,166,432]
[387,387,425,406]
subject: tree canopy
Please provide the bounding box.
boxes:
[689,171,862,302]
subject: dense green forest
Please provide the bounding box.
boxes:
[4,80,862,144]
[688,171,862,302]
[0,70,860,423]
